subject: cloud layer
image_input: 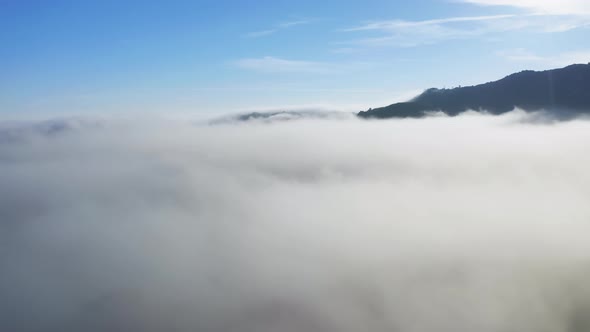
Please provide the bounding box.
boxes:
[2,112,590,331]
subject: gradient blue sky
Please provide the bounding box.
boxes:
[2,0,590,115]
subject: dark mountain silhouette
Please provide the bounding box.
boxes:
[358,63,590,119]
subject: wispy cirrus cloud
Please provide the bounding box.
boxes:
[460,0,590,15]
[233,56,370,74]
[344,14,516,31]
[245,19,310,38]
[246,29,278,38]
[234,56,333,73]
[342,14,511,48]
[497,48,590,67]
[342,11,590,48]
[277,20,310,28]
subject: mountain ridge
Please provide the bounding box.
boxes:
[358,63,590,119]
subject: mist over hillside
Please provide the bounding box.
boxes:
[209,110,355,124]
[2,111,590,331]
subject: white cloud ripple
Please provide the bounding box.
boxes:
[1,111,590,332]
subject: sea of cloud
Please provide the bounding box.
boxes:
[1,110,590,332]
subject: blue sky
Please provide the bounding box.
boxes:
[2,0,590,115]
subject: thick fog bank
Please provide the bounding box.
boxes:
[1,111,590,332]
